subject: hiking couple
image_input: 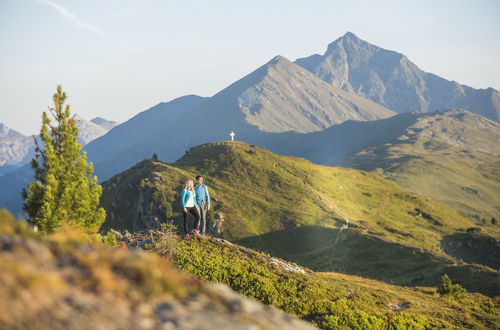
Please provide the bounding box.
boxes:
[181,175,211,240]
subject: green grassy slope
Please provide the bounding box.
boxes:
[0,210,315,330]
[336,109,500,226]
[100,142,499,293]
[149,234,499,329]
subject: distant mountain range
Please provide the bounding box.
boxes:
[0,123,33,175]
[82,33,499,181]
[0,115,117,216]
[296,32,500,121]
[0,115,117,172]
[1,32,498,220]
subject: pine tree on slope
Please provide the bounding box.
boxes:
[22,85,105,234]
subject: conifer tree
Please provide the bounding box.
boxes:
[22,85,106,233]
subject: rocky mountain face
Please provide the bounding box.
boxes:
[79,33,498,182]
[0,115,116,173]
[214,55,394,133]
[296,32,500,122]
[0,123,34,168]
[74,115,118,145]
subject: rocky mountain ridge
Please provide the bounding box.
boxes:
[296,32,500,121]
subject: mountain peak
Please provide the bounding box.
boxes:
[0,123,7,135]
[91,117,118,130]
[342,31,360,40]
[326,31,374,54]
[265,55,292,68]
[0,123,26,139]
[210,51,393,133]
[91,116,109,123]
[181,141,252,160]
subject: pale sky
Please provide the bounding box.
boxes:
[1,0,499,135]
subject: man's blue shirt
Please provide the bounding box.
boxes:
[194,183,210,206]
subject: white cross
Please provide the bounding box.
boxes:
[229,131,235,141]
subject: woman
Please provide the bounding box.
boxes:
[181,179,201,239]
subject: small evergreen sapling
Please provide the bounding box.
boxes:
[22,85,106,234]
[438,274,466,301]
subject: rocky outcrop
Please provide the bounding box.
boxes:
[442,232,500,270]
[210,212,224,237]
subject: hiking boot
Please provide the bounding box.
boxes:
[192,229,200,237]
[184,233,191,240]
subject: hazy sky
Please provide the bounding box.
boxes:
[1,0,499,135]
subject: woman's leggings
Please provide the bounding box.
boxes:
[183,206,200,234]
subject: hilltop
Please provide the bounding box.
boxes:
[100,142,499,295]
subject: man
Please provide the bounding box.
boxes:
[194,175,211,236]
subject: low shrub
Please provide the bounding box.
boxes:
[437,274,466,301]
[160,237,441,329]
[153,223,181,259]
